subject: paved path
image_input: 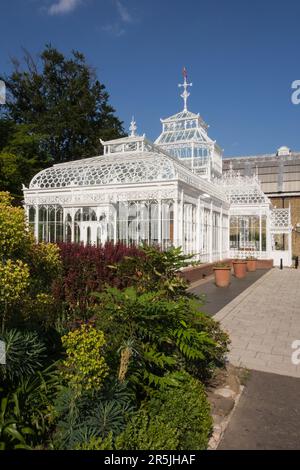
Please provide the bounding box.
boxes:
[214,268,300,378]
[189,269,269,316]
[218,370,300,450]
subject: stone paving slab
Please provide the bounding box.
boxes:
[218,370,300,450]
[188,269,270,316]
[214,269,300,378]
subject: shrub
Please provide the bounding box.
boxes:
[53,242,144,315]
[93,287,229,388]
[27,242,62,295]
[75,433,114,450]
[0,364,61,449]
[0,329,46,385]
[148,372,212,450]
[0,191,32,259]
[111,244,192,297]
[0,260,30,331]
[115,409,179,450]
[0,193,62,330]
[0,390,35,450]
[60,323,108,394]
[53,380,134,449]
[116,372,212,450]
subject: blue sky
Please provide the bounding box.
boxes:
[0,0,300,156]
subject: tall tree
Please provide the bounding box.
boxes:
[2,46,126,163]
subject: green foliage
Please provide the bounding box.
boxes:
[0,152,37,198]
[0,259,30,303]
[53,380,134,450]
[111,245,192,297]
[116,372,212,450]
[60,323,109,393]
[2,45,125,166]
[93,286,229,389]
[148,372,212,450]
[0,389,35,450]
[75,433,113,450]
[115,409,179,450]
[0,364,61,449]
[14,364,61,439]
[0,193,32,259]
[27,242,62,295]
[0,329,46,385]
[0,194,62,330]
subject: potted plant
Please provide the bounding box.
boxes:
[232,259,247,279]
[213,263,232,287]
[246,256,257,272]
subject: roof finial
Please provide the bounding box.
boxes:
[178,67,192,111]
[129,116,137,137]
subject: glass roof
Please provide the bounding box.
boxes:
[29,152,177,189]
[157,128,206,144]
[161,110,200,122]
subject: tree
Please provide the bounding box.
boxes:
[2,46,125,164]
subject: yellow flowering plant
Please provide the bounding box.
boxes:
[0,259,30,331]
[61,323,109,394]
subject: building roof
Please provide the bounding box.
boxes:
[29,151,177,189]
[223,148,300,195]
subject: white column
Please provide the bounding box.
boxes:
[196,197,201,260]
[71,209,75,243]
[113,204,117,243]
[34,205,39,242]
[158,199,162,247]
[219,206,223,260]
[191,142,195,172]
[173,198,178,247]
[266,212,272,259]
[188,204,191,254]
[259,210,262,256]
[288,230,292,266]
[180,190,184,251]
[209,201,213,263]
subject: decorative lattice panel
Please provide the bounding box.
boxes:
[216,170,270,205]
[270,208,290,230]
[29,154,176,189]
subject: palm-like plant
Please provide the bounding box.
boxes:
[0,329,46,385]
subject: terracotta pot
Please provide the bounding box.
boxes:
[233,261,247,279]
[246,259,257,272]
[213,266,231,287]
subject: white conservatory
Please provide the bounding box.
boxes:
[23,72,292,266]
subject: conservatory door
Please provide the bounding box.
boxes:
[271,233,292,267]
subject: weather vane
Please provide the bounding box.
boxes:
[178,67,192,111]
[129,116,137,137]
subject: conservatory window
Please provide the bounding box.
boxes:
[37,205,63,243]
[28,206,35,233]
[87,227,91,245]
[230,216,266,252]
[74,223,81,243]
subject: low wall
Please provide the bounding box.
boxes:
[180,259,273,283]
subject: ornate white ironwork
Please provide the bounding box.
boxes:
[29,153,177,189]
[270,208,291,231]
[129,116,137,137]
[23,71,293,266]
[178,67,192,111]
[217,166,270,205]
[155,70,222,179]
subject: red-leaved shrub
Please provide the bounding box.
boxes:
[53,242,144,314]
